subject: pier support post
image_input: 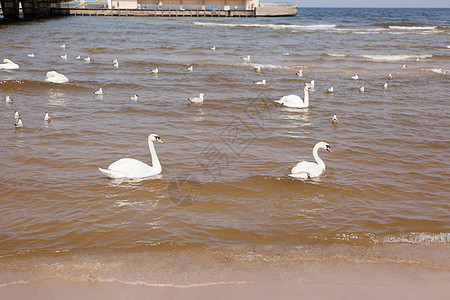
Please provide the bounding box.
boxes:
[0,0,20,20]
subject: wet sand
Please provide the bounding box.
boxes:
[1,260,449,299]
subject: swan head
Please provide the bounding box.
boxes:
[317,141,332,153]
[149,134,163,144]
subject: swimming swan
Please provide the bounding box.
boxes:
[98,134,163,179]
[0,59,20,70]
[45,71,69,83]
[275,86,311,108]
[289,141,332,179]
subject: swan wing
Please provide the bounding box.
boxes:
[101,158,159,178]
[275,95,306,108]
[290,161,324,178]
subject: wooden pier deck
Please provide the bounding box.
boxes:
[60,8,256,17]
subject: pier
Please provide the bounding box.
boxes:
[0,0,297,20]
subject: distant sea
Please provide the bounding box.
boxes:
[1,7,449,287]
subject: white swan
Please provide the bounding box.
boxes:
[289,141,332,179]
[0,59,20,70]
[99,134,163,179]
[188,93,204,104]
[45,71,69,83]
[275,86,311,108]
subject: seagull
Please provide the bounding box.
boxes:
[383,82,388,89]
[113,61,119,68]
[359,86,365,93]
[332,114,339,124]
[187,65,194,72]
[416,57,420,62]
[388,73,393,80]
[351,74,359,80]
[94,88,103,95]
[241,55,251,62]
[210,46,216,51]
[75,55,81,60]
[112,59,118,64]
[15,111,20,120]
[60,43,66,49]
[5,95,13,104]
[254,65,261,72]
[283,52,290,56]
[254,79,267,85]
[15,118,23,128]
[60,54,67,61]
[326,87,334,93]
[130,94,139,101]
[151,67,159,74]
[188,93,204,104]
[84,57,91,62]
[28,53,35,58]
[44,112,51,123]
[296,70,303,77]
[402,64,407,69]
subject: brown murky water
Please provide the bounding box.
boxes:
[1,9,449,286]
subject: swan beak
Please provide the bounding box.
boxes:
[156,137,163,143]
[326,145,332,153]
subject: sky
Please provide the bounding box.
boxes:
[296,0,450,8]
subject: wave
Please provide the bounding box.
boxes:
[101,278,250,288]
[381,232,450,244]
[326,53,433,61]
[389,26,437,30]
[421,68,448,74]
[193,22,338,31]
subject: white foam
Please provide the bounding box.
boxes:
[360,54,432,61]
[193,22,337,31]
[0,280,30,288]
[102,278,250,288]
[422,68,448,74]
[389,26,437,30]
[381,232,450,244]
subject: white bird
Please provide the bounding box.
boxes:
[402,64,407,69]
[5,95,13,104]
[332,114,339,124]
[416,57,420,62]
[113,61,119,68]
[60,54,67,61]
[112,59,118,64]
[241,55,251,62]
[254,65,261,72]
[94,88,103,95]
[45,71,69,83]
[60,43,66,49]
[388,73,393,80]
[254,79,267,85]
[359,86,365,93]
[383,82,388,89]
[0,59,20,70]
[210,46,216,51]
[151,67,159,74]
[28,53,35,58]
[305,80,315,91]
[283,52,290,56]
[187,65,194,72]
[75,55,81,60]
[275,86,311,108]
[98,134,163,179]
[326,86,334,93]
[15,118,23,128]
[289,141,332,179]
[296,70,303,77]
[188,93,205,104]
[130,94,139,101]
[44,112,51,123]
[351,74,359,80]
[15,111,20,120]
[84,57,91,62]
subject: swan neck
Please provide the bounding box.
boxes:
[148,139,161,172]
[313,144,325,169]
[304,87,309,106]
